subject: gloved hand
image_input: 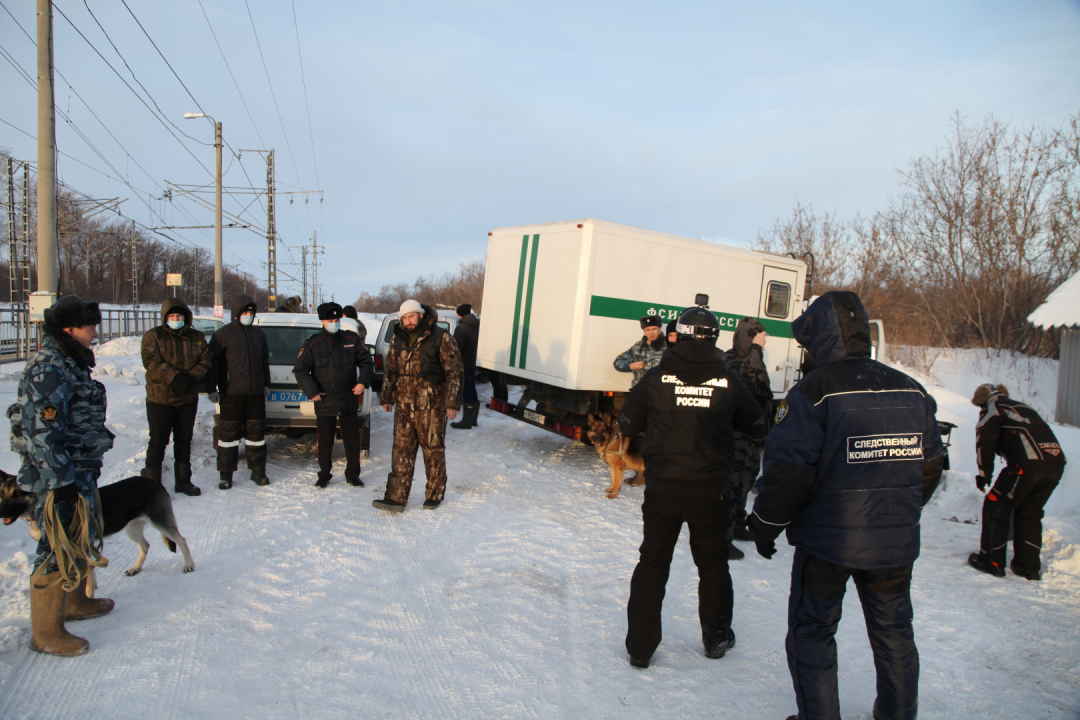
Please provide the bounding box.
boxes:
[747,515,777,560]
[171,373,196,394]
[976,474,989,492]
[264,387,271,399]
[207,391,220,403]
[51,483,80,505]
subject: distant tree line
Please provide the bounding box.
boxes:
[755,112,1080,357]
[352,259,485,314]
[0,168,269,312]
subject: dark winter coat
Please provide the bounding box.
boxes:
[614,335,667,388]
[618,339,766,497]
[293,329,375,417]
[379,304,464,411]
[141,298,213,406]
[453,313,479,371]
[975,393,1066,478]
[208,294,270,396]
[751,292,945,570]
[725,316,773,416]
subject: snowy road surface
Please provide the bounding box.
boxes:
[0,346,1077,719]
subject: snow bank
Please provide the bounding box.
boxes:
[96,336,143,357]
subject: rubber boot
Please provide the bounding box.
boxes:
[219,472,233,490]
[140,466,162,485]
[174,462,201,497]
[468,402,479,427]
[451,403,479,430]
[30,571,89,656]
[65,561,114,621]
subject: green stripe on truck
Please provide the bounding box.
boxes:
[518,234,541,367]
[508,234,530,367]
[589,295,795,338]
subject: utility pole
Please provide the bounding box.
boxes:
[36,0,58,302]
[301,245,308,310]
[214,120,223,316]
[7,159,18,306]
[131,220,139,310]
[266,149,277,311]
[310,231,323,306]
[193,247,200,315]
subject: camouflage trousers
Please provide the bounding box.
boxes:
[385,407,448,505]
[727,433,763,541]
[33,468,100,572]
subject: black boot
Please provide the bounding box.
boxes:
[451,403,478,430]
[174,462,201,497]
[727,542,745,560]
[703,627,736,659]
[467,402,479,427]
[968,552,1005,577]
[218,472,233,490]
[140,467,162,484]
[251,470,270,486]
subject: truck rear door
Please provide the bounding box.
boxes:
[758,266,799,393]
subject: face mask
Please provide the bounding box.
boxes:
[239,315,254,326]
[166,319,185,331]
[325,321,340,334]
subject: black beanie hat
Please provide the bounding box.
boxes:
[342,305,358,319]
[457,303,472,317]
[44,295,102,329]
[317,302,343,320]
[640,315,662,329]
[666,319,678,335]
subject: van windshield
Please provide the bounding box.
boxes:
[262,326,320,365]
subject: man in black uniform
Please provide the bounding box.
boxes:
[619,297,766,669]
[294,302,375,488]
[968,383,1066,580]
[208,294,271,489]
[749,291,944,720]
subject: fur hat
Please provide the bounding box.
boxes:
[972,383,1010,406]
[317,302,343,320]
[44,295,101,329]
[640,315,662,329]
[399,299,423,317]
[456,303,472,317]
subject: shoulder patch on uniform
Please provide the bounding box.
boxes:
[774,399,790,425]
[40,405,60,424]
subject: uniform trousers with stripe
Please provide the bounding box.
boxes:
[979,462,1064,573]
[215,393,267,473]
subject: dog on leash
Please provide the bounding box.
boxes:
[586,412,646,499]
[0,471,195,581]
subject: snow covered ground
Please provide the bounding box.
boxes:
[0,343,1077,719]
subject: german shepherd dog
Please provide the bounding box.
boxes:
[0,471,195,581]
[586,411,646,499]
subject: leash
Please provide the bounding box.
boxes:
[32,487,109,592]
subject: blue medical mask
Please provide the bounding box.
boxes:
[166,319,185,331]
[325,321,340,334]
[239,315,254,326]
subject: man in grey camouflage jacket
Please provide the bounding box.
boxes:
[614,316,667,388]
[12,295,116,656]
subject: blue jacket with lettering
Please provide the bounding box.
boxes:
[751,292,944,569]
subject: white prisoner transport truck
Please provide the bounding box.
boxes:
[476,218,808,442]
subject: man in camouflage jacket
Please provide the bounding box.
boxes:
[614,316,667,388]
[725,317,773,547]
[374,300,463,511]
[12,296,115,655]
[141,297,212,496]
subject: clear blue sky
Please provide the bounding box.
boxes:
[2,0,1078,306]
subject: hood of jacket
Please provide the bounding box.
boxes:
[231,294,257,324]
[658,339,726,386]
[160,297,193,333]
[731,316,765,358]
[791,291,871,368]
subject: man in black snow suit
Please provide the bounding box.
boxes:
[451,303,481,430]
[619,300,766,669]
[967,383,1066,580]
[725,316,773,555]
[293,302,375,488]
[749,291,944,720]
[208,294,272,489]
